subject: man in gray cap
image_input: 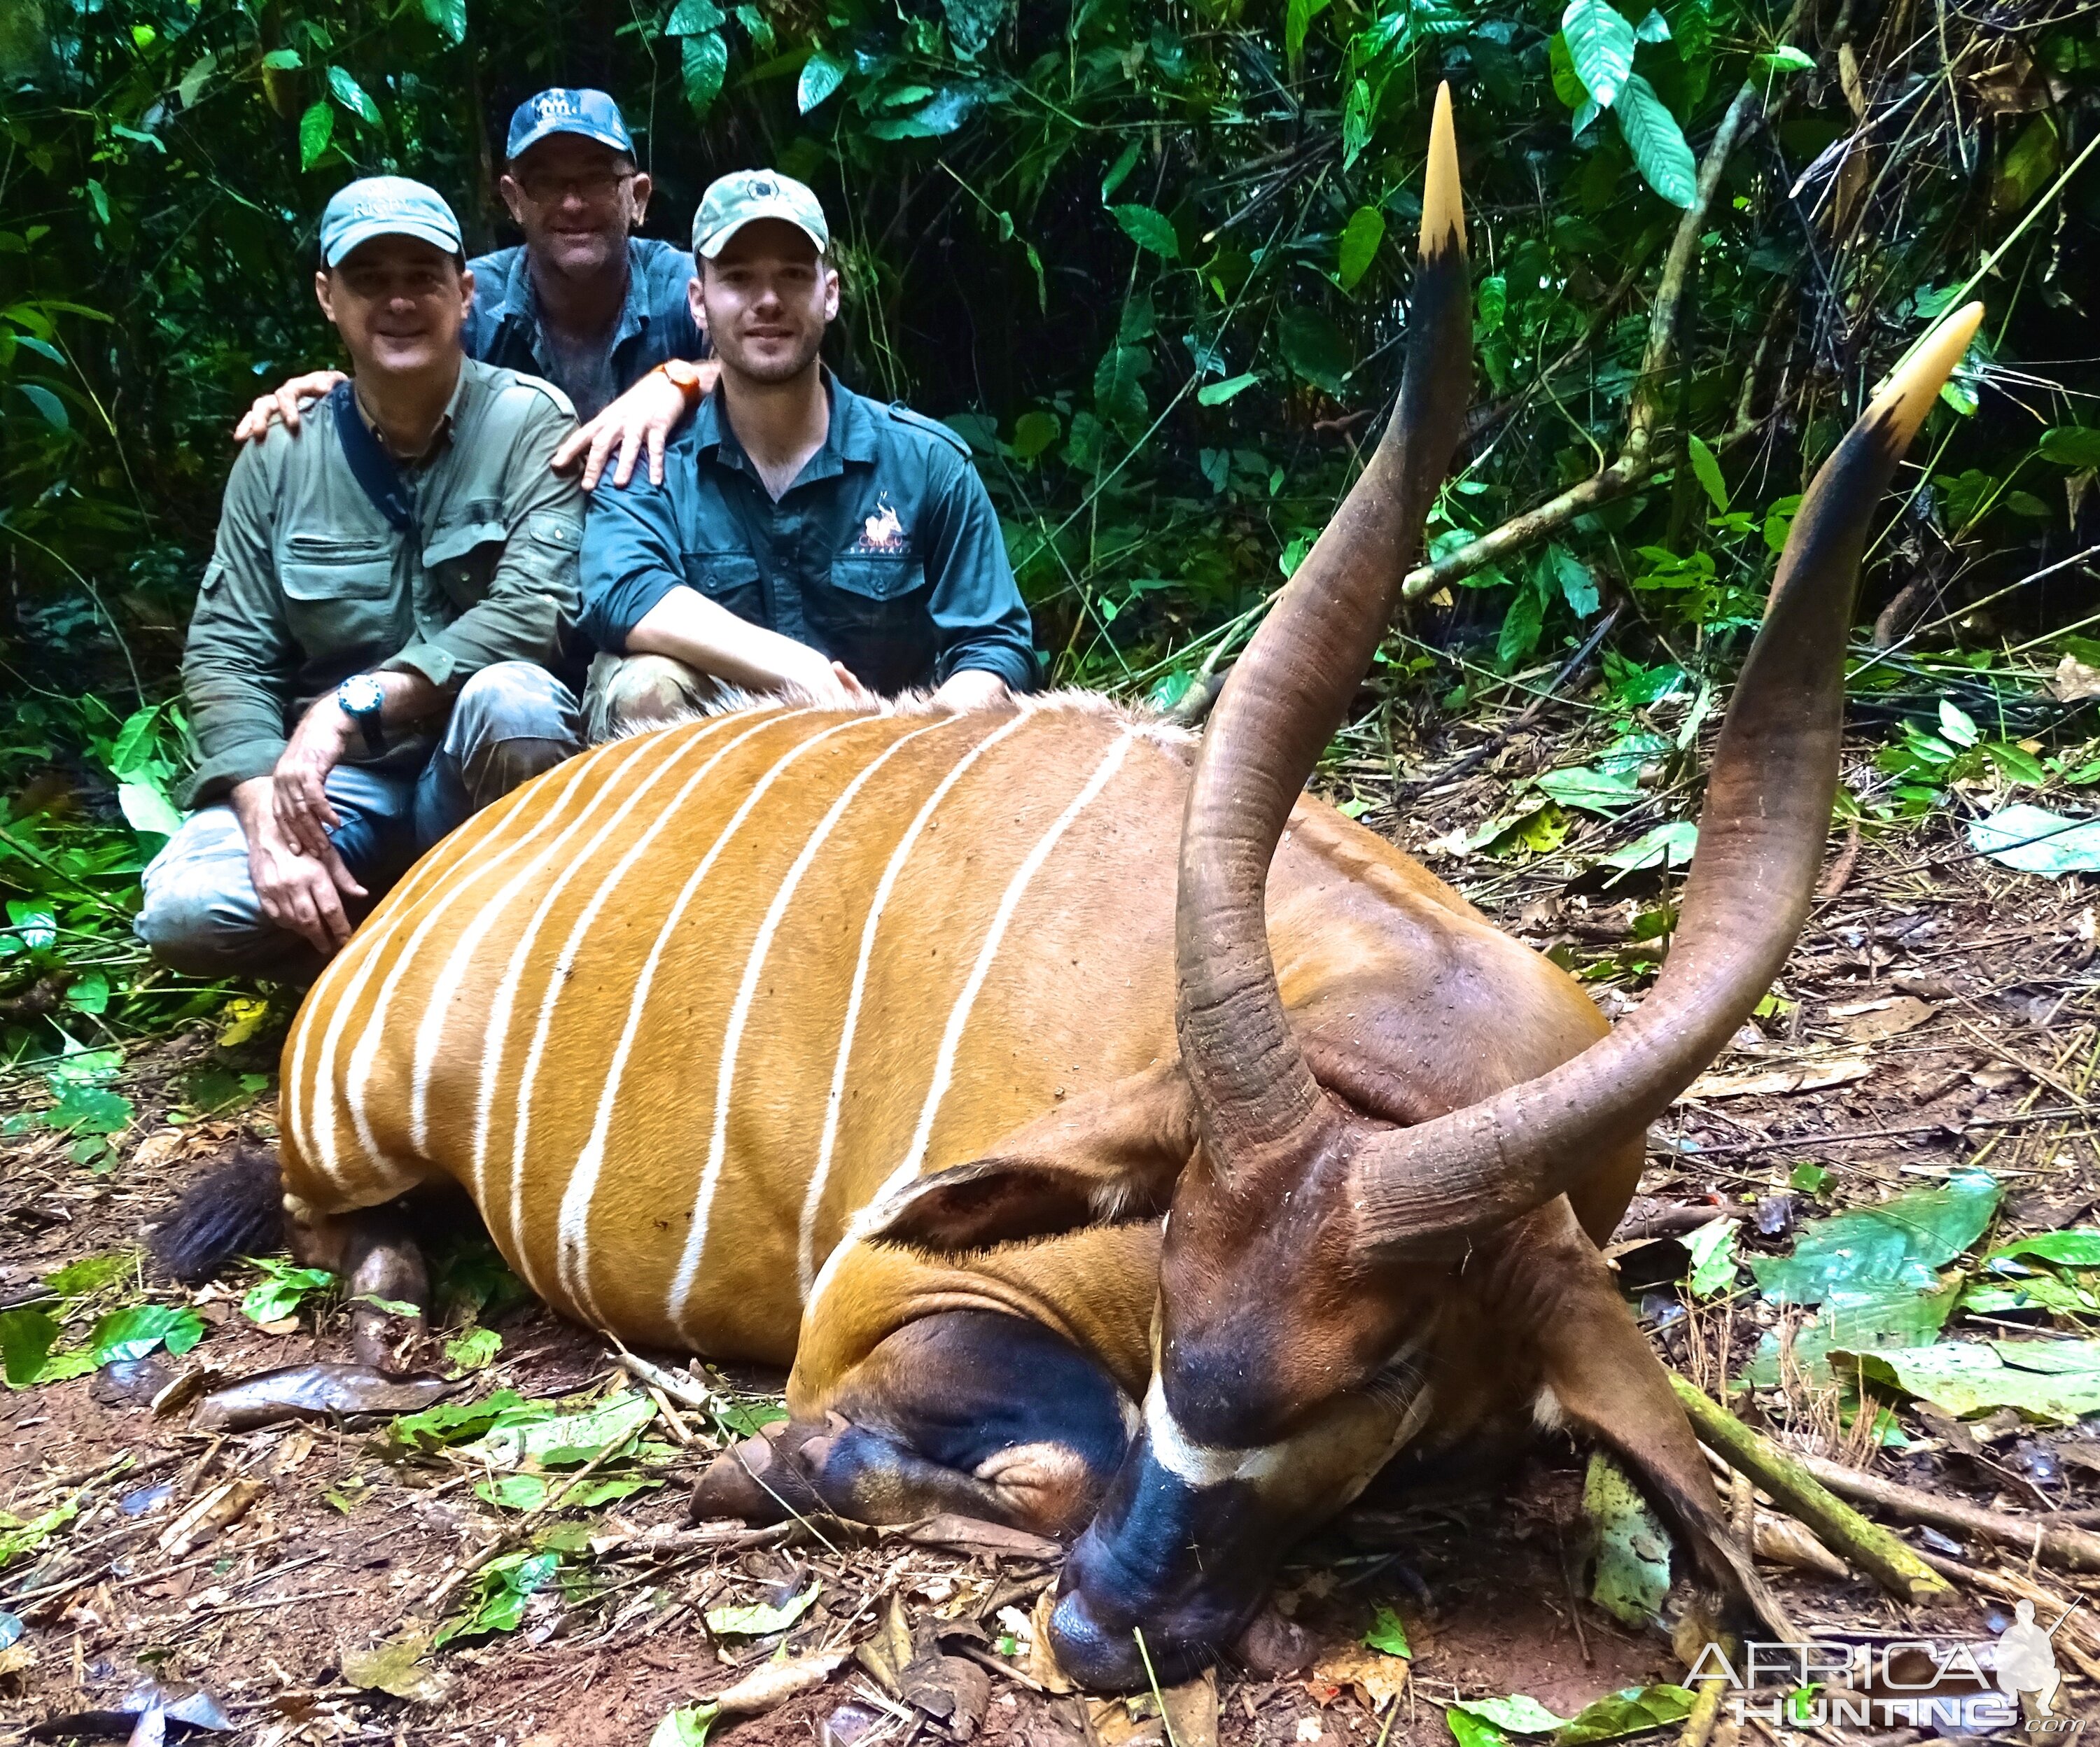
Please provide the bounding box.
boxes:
[577,169,1035,732]
[234,88,713,466]
[139,176,586,983]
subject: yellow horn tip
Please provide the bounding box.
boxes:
[1419,83,1466,261]
[1871,301,1984,448]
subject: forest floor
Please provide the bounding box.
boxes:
[4,727,2099,1746]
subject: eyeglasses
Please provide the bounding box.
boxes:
[515,169,634,204]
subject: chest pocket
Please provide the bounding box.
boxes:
[830,554,927,604]
[279,535,399,660]
[683,551,765,625]
[422,517,508,615]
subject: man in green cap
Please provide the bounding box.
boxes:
[137,176,586,983]
[578,169,1035,731]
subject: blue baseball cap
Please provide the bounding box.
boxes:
[318,176,463,268]
[506,88,635,162]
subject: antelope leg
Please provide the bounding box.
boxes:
[295,1206,430,1375]
[692,1310,1132,1539]
[1508,1202,1796,1642]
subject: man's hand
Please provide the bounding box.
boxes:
[552,360,718,491]
[930,668,1011,714]
[232,370,349,443]
[230,777,367,957]
[272,696,357,864]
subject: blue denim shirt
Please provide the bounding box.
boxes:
[463,237,704,398]
[580,375,1037,696]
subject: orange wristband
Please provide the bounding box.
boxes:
[655,358,704,407]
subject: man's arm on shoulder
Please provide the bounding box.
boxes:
[382,384,583,694]
[181,443,302,808]
[916,433,1039,698]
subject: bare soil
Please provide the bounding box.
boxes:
[4,736,2097,1744]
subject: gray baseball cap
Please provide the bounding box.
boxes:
[507,88,634,162]
[318,176,463,268]
[692,169,830,259]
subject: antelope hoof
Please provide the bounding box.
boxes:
[342,1223,431,1376]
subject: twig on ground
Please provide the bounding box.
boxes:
[615,1346,718,1415]
[1793,1452,2100,1574]
[1667,1375,1951,1601]
[1912,1550,2100,1678]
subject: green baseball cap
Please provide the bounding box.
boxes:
[692,169,830,260]
[319,176,463,268]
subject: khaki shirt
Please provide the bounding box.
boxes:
[181,358,584,807]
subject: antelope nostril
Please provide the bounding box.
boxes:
[1046,1585,1145,1690]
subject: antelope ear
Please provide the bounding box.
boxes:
[862,1062,1196,1252]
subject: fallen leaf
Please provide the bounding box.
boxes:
[1967,805,2100,876]
[650,1705,720,1747]
[1582,1453,1672,1627]
[2052,656,2100,704]
[191,1363,453,1431]
[1840,1338,2100,1423]
[340,1633,454,1705]
[1450,1694,1566,1734]
[1749,1171,2001,1304]
[156,1478,264,1557]
[706,1580,820,1638]
[1833,995,1934,1043]
[1680,1055,1870,1101]
[1312,1643,1409,1709]
[713,1649,850,1715]
[1553,1685,1696,1745]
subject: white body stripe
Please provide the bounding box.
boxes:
[685,717,960,1305]
[465,713,762,1211]
[303,745,619,1191]
[564,717,868,1327]
[797,711,1035,1297]
[405,734,670,1152]
[507,710,802,1289]
[869,726,1138,1212]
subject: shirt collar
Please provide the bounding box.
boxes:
[693,369,876,489]
[351,356,470,463]
[500,238,650,350]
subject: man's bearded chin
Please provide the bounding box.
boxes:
[730,330,825,384]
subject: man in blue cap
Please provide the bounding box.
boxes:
[577,169,1036,731]
[234,88,713,464]
[141,177,587,983]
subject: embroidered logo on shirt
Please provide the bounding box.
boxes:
[853,497,908,554]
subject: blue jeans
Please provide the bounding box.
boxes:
[136,661,582,984]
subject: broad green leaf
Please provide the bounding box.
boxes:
[1583,1452,1672,1626]
[475,1471,657,1510]
[1749,1171,2000,1304]
[1686,433,1728,511]
[420,0,467,45]
[1476,274,1506,337]
[1561,0,1635,108]
[46,1086,132,1136]
[91,1304,204,1364]
[1938,697,1978,746]
[1546,31,1587,109]
[1686,1217,1741,1298]
[118,780,183,839]
[1989,1230,2100,1267]
[941,0,1010,57]
[1614,76,1697,207]
[1447,1713,1508,1747]
[1534,765,1640,814]
[44,1252,133,1296]
[1550,545,1599,617]
[468,1391,655,1468]
[1100,139,1142,204]
[1746,1279,1966,1387]
[1982,741,2046,785]
[1111,203,1178,260]
[1452,1695,1567,1734]
[1634,8,1670,40]
[681,33,729,117]
[327,67,381,125]
[178,52,216,107]
[0,1309,59,1389]
[1602,819,1696,871]
[1497,576,1548,668]
[261,48,302,69]
[1363,1602,1410,1657]
[2040,426,2100,469]
[1840,1338,2100,1424]
[1284,0,1332,63]
[1337,206,1385,292]
[1197,372,1258,407]
[241,1260,335,1325]
[1278,306,1350,395]
[665,0,724,32]
[1555,1687,1698,1746]
[385,1390,528,1453]
[652,1705,722,1747]
[1093,344,1151,433]
[1756,44,1814,73]
[446,1326,503,1370]
[435,1549,560,1645]
[0,1498,80,1569]
[1789,1162,1833,1195]
[18,383,67,430]
[1343,78,1377,167]
[1966,805,2100,876]
[706,1580,820,1636]
[797,50,848,114]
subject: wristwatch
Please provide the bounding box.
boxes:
[335,673,386,756]
[654,357,706,407]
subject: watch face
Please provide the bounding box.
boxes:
[340,675,384,715]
